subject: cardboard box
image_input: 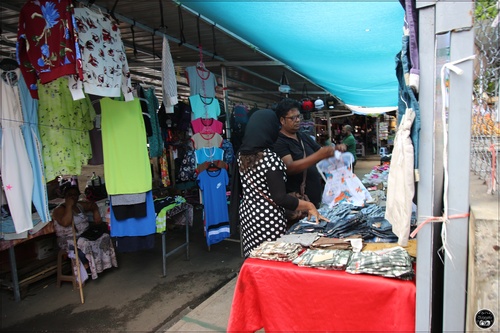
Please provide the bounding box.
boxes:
[35,238,57,260]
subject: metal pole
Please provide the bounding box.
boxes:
[221,65,231,140]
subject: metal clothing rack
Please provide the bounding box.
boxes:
[158,202,191,277]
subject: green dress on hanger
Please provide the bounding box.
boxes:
[37,77,93,181]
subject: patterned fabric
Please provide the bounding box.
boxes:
[239,149,288,257]
[155,198,192,233]
[72,7,133,101]
[319,163,372,207]
[221,139,235,164]
[292,249,352,270]
[53,203,118,280]
[249,241,302,262]
[276,233,320,247]
[178,149,197,182]
[160,147,171,187]
[17,0,82,99]
[162,36,178,107]
[311,237,354,250]
[346,246,414,280]
[37,77,93,181]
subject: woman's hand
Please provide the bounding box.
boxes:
[303,201,330,223]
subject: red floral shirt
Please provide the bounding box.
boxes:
[17,0,83,99]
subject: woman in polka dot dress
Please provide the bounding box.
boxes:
[237,109,328,257]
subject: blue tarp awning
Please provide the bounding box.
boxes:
[181,1,405,108]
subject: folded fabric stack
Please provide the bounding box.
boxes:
[365,216,399,243]
[292,249,352,270]
[311,236,360,250]
[276,232,320,247]
[361,164,390,187]
[346,246,414,280]
[249,241,303,262]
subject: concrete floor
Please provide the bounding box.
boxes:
[0,205,245,333]
[0,156,380,333]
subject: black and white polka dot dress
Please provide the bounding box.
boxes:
[238,149,288,257]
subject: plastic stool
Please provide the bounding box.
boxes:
[56,249,77,289]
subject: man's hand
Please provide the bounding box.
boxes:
[335,144,347,152]
[318,145,335,159]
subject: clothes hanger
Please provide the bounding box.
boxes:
[208,160,220,171]
[196,61,207,72]
[137,97,150,104]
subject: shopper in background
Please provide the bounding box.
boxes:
[274,98,346,208]
[342,125,357,172]
[237,109,328,257]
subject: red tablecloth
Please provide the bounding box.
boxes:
[228,258,416,332]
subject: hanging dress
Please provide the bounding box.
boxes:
[18,74,50,223]
[385,108,415,246]
[143,86,162,158]
[37,76,93,181]
[100,98,152,195]
[0,68,34,233]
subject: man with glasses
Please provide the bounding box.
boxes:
[274,98,346,209]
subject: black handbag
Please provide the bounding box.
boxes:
[79,223,109,241]
[284,138,309,225]
[84,176,108,202]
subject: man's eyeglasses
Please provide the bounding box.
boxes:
[284,115,303,121]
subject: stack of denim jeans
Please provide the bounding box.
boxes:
[323,212,371,239]
[365,216,399,243]
[287,220,329,234]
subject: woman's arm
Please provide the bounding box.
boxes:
[80,201,103,223]
[265,169,299,210]
[52,198,76,227]
[283,143,346,175]
[266,169,329,223]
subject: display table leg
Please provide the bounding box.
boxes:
[161,208,190,277]
[9,246,21,302]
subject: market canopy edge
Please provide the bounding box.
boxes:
[179,1,405,108]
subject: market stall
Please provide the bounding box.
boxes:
[228,258,416,332]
